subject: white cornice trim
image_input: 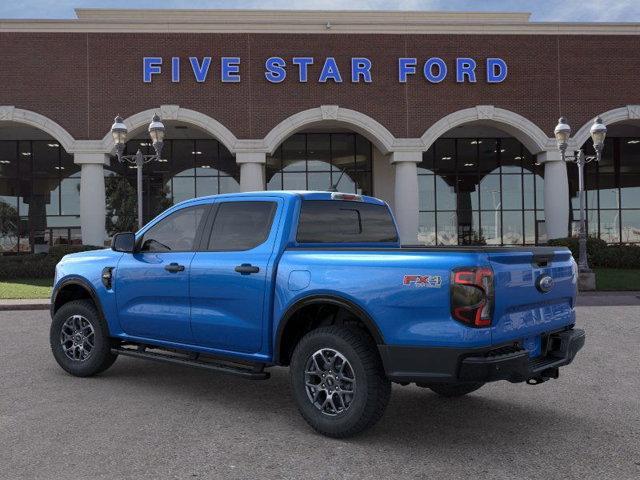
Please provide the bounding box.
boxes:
[75,9,533,24]
[0,9,638,34]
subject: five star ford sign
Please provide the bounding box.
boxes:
[142,56,508,84]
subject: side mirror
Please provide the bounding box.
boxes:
[112,232,136,253]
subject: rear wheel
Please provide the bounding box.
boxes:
[426,382,484,398]
[290,326,391,438]
[50,300,118,377]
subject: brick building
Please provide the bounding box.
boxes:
[0,8,639,251]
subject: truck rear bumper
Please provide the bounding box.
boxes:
[378,328,585,384]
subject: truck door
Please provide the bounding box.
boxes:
[115,204,210,344]
[189,198,281,353]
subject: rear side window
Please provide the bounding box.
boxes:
[297,200,398,243]
[207,201,277,251]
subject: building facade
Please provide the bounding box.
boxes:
[0,9,639,252]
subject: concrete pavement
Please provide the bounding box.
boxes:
[0,307,639,479]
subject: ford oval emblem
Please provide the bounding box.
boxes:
[536,275,554,293]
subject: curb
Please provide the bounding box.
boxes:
[0,301,50,311]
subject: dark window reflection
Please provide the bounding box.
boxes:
[266,133,372,195]
[0,140,80,253]
[570,136,640,244]
[418,137,543,246]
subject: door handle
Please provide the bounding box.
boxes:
[235,263,260,275]
[164,262,185,273]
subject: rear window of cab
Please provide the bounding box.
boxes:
[296,200,398,243]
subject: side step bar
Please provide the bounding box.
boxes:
[111,345,270,380]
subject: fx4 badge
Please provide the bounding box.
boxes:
[403,275,442,288]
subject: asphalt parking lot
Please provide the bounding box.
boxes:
[1,307,639,480]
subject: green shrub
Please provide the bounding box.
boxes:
[548,237,599,266]
[548,237,640,269]
[596,245,640,269]
[0,245,104,280]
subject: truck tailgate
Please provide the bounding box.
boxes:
[488,248,577,356]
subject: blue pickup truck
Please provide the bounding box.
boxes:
[50,191,584,437]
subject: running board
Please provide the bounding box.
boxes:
[111,346,270,380]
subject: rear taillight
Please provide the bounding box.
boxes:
[450,266,494,327]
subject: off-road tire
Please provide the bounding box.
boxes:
[50,299,118,377]
[290,325,391,438]
[427,382,484,398]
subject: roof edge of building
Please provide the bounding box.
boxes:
[0,9,638,34]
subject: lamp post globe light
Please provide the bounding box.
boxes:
[553,116,607,290]
[110,114,166,230]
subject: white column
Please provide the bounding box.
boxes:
[391,150,421,245]
[538,151,569,240]
[75,153,109,247]
[237,152,266,192]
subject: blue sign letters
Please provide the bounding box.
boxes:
[424,57,447,83]
[144,56,508,84]
[486,58,508,83]
[319,57,342,83]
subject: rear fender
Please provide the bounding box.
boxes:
[274,294,384,365]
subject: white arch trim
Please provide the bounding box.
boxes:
[572,105,640,149]
[420,105,553,154]
[263,105,396,155]
[0,106,76,152]
[100,105,239,154]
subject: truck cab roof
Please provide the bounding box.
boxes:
[176,190,387,207]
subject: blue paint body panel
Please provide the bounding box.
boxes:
[53,191,578,367]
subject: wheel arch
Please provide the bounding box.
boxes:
[51,277,108,330]
[274,294,384,366]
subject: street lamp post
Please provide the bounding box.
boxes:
[553,116,607,275]
[111,114,165,230]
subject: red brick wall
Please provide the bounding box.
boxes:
[0,32,638,142]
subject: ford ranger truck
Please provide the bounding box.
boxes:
[50,191,584,438]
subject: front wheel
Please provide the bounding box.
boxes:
[290,326,391,438]
[50,300,118,377]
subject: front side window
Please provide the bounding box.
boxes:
[207,201,277,251]
[297,200,398,243]
[139,205,207,252]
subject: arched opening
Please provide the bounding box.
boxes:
[263,107,396,200]
[106,121,239,234]
[0,122,80,253]
[571,120,640,244]
[266,129,374,195]
[417,123,544,246]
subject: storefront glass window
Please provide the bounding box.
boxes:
[570,136,640,244]
[0,140,80,253]
[266,133,373,195]
[418,137,543,246]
